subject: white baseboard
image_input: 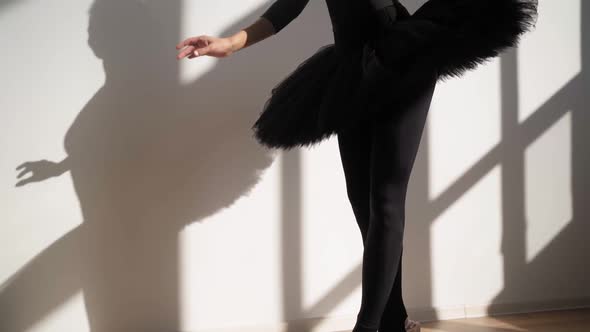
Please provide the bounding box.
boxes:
[191,297,590,332]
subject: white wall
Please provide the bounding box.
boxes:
[1,0,589,331]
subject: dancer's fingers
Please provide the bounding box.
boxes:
[176,35,206,49]
[176,45,195,60]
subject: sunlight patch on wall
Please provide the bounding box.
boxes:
[462,167,504,305]
[178,157,284,331]
[524,110,572,263]
[430,165,503,307]
[517,0,581,123]
[428,60,501,200]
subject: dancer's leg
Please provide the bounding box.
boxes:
[337,115,373,243]
[353,68,437,332]
[338,116,408,331]
[378,245,407,331]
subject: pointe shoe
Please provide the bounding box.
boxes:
[404,317,421,332]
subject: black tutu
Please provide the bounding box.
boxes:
[252,0,538,150]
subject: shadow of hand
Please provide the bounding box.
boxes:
[15,160,68,187]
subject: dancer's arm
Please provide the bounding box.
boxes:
[176,0,310,60]
[228,0,311,51]
[229,0,312,52]
[176,18,274,59]
[260,0,311,34]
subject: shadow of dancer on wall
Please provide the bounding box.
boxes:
[6,0,294,330]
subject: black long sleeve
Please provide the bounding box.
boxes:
[260,0,311,33]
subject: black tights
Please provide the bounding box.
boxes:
[337,64,437,332]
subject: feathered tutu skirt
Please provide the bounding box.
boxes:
[252,0,538,150]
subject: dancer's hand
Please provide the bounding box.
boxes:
[176,35,235,60]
